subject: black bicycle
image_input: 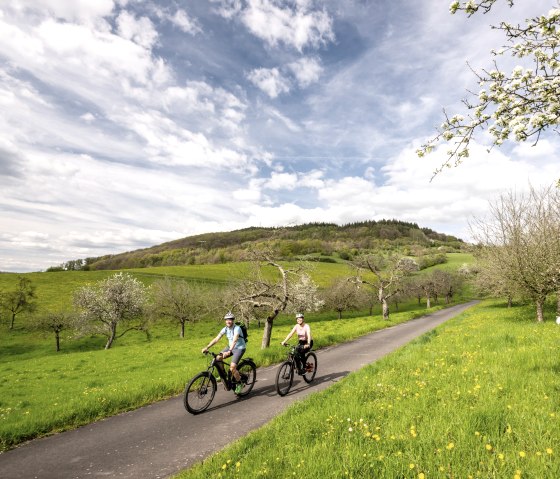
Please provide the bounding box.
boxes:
[275,343,317,396]
[183,351,257,414]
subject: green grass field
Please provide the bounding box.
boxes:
[175,300,560,479]
[0,254,475,452]
[0,298,460,451]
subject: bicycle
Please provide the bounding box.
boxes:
[183,350,257,414]
[275,343,317,396]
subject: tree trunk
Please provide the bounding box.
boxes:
[55,331,60,352]
[10,312,16,329]
[426,295,431,309]
[507,295,513,308]
[557,290,560,316]
[105,323,117,349]
[338,310,342,319]
[180,321,185,338]
[261,313,277,349]
[382,298,389,320]
[536,299,544,322]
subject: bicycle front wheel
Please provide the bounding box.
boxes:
[236,359,257,396]
[302,352,317,383]
[184,372,217,414]
[276,361,294,396]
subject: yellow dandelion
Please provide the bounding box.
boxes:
[236,462,241,468]
[446,442,455,450]
[546,448,553,455]
[409,463,415,469]
[486,444,493,451]
[221,464,227,470]
[498,453,504,460]
[418,473,425,479]
[519,451,526,458]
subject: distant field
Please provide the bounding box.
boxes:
[0,252,474,310]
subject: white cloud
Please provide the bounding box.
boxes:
[263,171,298,190]
[216,0,335,51]
[288,56,323,87]
[247,67,291,98]
[170,9,202,35]
[116,11,158,48]
[9,0,115,22]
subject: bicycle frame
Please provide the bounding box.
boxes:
[208,352,235,390]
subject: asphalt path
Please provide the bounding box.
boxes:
[0,301,478,479]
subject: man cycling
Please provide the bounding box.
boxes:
[202,311,247,394]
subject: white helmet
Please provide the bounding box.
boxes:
[296,313,304,319]
[224,311,235,320]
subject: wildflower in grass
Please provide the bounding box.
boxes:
[486,444,493,451]
[236,462,240,468]
[519,451,526,458]
[418,474,425,479]
[409,463,415,469]
[446,442,455,450]
[546,448,553,455]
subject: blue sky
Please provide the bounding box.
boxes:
[1,0,558,272]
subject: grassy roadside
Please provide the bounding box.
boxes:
[0,301,455,452]
[175,301,560,479]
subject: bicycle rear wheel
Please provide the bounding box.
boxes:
[184,372,217,414]
[236,359,257,396]
[276,361,294,396]
[302,352,317,383]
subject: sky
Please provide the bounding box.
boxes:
[1,0,558,272]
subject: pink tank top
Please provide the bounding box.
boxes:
[296,323,311,341]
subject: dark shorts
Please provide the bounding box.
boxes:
[222,347,245,365]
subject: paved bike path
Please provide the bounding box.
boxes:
[0,301,478,479]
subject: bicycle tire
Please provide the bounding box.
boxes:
[302,352,317,383]
[236,359,257,396]
[276,360,294,396]
[184,371,217,414]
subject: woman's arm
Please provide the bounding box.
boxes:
[281,325,297,345]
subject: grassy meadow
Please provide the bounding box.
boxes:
[0,271,464,452]
[175,300,560,479]
[0,253,474,451]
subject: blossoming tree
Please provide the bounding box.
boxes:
[418,0,560,182]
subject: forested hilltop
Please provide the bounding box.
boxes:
[52,220,465,271]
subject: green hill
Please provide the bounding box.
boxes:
[52,220,465,271]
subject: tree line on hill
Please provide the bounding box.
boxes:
[46,219,464,272]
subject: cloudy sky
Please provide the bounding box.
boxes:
[1,0,558,272]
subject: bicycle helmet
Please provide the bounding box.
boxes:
[224,311,235,320]
[296,313,304,319]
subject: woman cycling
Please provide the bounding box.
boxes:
[281,312,313,374]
